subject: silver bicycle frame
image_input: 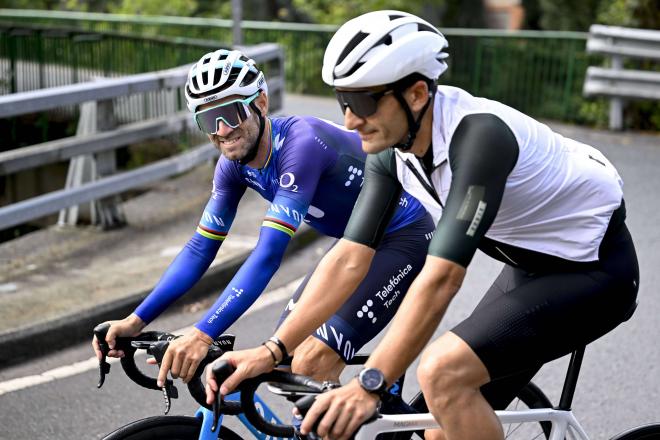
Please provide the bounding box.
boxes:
[354,408,590,440]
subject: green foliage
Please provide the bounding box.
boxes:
[578,100,610,128]
[290,0,436,24]
[108,0,197,16]
[0,0,50,8]
[538,0,602,31]
[534,0,660,31]
[440,0,485,28]
[576,0,660,130]
[597,0,660,29]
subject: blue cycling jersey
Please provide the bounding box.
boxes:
[134,116,427,338]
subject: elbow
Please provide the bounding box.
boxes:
[321,240,373,280]
[416,257,466,309]
[253,251,282,274]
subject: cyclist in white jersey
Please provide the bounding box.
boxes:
[206,11,639,440]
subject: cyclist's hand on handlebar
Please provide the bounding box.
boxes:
[156,328,213,387]
[204,346,276,404]
[300,378,379,440]
[92,314,145,360]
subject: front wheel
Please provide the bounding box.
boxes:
[610,424,660,440]
[102,415,243,440]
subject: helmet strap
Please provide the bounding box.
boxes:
[238,101,266,166]
[391,89,433,151]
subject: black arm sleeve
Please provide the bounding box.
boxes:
[343,149,402,249]
[428,113,519,267]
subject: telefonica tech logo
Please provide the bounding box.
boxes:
[345,165,363,187]
[356,299,377,324]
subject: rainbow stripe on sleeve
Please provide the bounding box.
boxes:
[196,224,228,241]
[262,217,297,238]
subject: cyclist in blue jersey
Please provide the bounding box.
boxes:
[92,49,434,387]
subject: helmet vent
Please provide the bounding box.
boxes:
[388,14,405,20]
[240,70,258,87]
[418,23,439,34]
[336,31,369,67]
[374,34,393,47]
[341,61,365,79]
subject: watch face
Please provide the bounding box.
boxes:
[360,368,384,392]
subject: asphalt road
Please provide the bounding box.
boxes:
[0,123,658,439]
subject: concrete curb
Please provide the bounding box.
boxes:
[0,227,318,367]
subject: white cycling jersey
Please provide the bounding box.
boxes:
[394,86,623,262]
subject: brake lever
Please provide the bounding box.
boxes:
[93,323,112,388]
[147,340,179,414]
[211,360,236,432]
[294,395,322,440]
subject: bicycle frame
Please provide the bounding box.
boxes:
[194,390,289,440]
[354,409,590,440]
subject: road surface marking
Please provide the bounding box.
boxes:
[0,276,302,396]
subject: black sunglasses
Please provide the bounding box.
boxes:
[335,88,394,118]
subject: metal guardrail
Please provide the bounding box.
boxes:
[583,25,660,130]
[0,42,284,232]
[0,66,189,118]
[0,112,192,174]
[587,25,660,60]
[0,143,217,231]
[0,9,590,124]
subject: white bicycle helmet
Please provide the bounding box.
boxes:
[322,10,449,89]
[185,49,268,113]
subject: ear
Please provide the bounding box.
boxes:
[254,91,269,116]
[404,80,432,113]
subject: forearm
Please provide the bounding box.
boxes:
[135,234,221,323]
[197,229,289,338]
[365,257,464,383]
[275,239,374,353]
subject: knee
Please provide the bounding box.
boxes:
[291,337,344,381]
[417,339,485,410]
[417,347,463,398]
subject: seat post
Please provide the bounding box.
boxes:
[558,347,586,410]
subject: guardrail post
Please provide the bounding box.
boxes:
[93,99,125,228]
[232,0,243,46]
[8,29,17,94]
[609,55,624,130]
[58,96,126,229]
[269,48,284,111]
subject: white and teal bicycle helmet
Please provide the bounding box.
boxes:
[185,49,268,113]
[185,49,269,164]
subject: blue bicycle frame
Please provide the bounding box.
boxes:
[194,390,288,440]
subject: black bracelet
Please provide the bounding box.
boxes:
[261,342,278,367]
[268,336,288,359]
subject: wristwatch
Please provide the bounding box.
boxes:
[357,368,387,396]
